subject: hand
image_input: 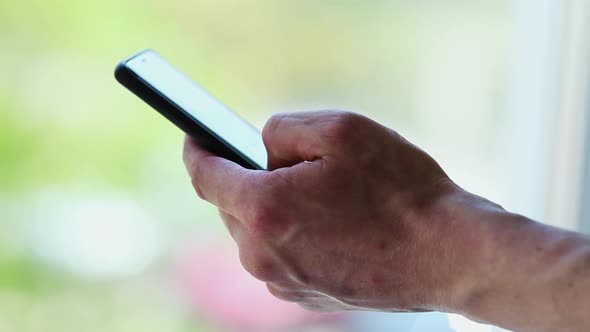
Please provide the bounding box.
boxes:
[183,110,478,313]
[183,110,590,331]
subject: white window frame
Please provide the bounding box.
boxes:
[546,0,590,233]
[507,0,590,234]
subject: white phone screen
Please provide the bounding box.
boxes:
[126,51,267,170]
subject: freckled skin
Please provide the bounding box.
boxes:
[184,110,590,332]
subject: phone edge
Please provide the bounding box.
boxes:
[114,50,265,170]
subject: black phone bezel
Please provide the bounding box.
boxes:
[114,49,265,170]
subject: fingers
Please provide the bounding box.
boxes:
[262,111,354,170]
[266,283,336,310]
[183,136,259,215]
[262,112,321,169]
[185,135,297,241]
[218,210,244,242]
[266,283,307,303]
[219,210,287,283]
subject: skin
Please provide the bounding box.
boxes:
[182,110,590,332]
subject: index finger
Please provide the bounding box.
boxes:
[183,136,259,215]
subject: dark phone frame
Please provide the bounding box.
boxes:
[114,49,265,170]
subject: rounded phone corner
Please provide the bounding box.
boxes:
[114,49,154,81]
[114,61,129,83]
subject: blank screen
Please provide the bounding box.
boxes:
[126,51,267,170]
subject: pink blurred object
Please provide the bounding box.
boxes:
[175,240,337,331]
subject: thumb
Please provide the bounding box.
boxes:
[262,111,347,170]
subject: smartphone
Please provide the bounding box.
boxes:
[114,49,267,170]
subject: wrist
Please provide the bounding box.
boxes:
[437,186,590,331]
[404,182,510,314]
[421,183,540,311]
[423,185,511,314]
[441,195,531,321]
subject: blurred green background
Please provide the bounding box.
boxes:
[0,1,521,331]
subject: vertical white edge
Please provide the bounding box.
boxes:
[504,0,563,223]
[547,0,590,231]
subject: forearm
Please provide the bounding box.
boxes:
[184,110,590,328]
[448,191,590,331]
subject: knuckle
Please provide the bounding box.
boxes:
[247,200,281,238]
[262,112,288,144]
[190,176,207,200]
[240,252,279,282]
[243,176,286,238]
[323,111,363,143]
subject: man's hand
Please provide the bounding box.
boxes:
[183,110,473,312]
[183,110,590,331]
